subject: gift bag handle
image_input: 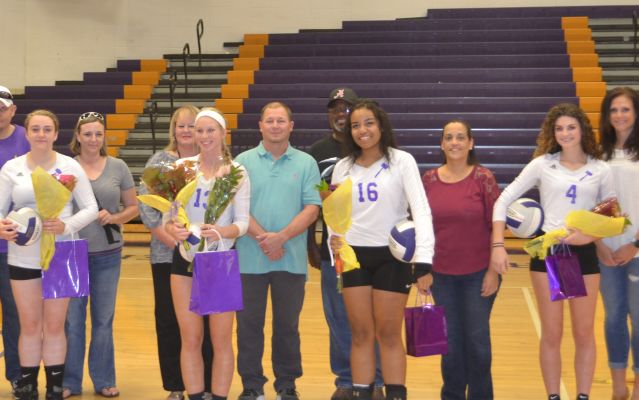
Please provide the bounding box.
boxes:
[202,227,226,252]
[414,290,435,308]
[550,241,572,257]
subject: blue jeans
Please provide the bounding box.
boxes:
[320,260,383,388]
[431,269,498,400]
[600,258,639,373]
[64,250,122,393]
[0,253,20,382]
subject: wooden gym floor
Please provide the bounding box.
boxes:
[0,246,628,399]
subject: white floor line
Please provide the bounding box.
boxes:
[523,287,569,400]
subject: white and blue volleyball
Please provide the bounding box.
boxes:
[506,198,544,238]
[389,219,416,263]
[6,207,43,246]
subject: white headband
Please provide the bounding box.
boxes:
[195,109,226,131]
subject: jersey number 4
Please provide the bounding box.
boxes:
[565,184,577,204]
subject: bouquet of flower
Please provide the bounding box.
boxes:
[141,159,197,201]
[524,197,631,258]
[137,159,199,250]
[197,164,244,252]
[317,178,360,291]
[31,167,77,270]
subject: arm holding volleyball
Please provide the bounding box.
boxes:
[0,165,18,241]
[491,157,543,274]
[401,152,435,266]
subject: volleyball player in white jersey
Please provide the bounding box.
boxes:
[491,103,616,400]
[330,100,435,400]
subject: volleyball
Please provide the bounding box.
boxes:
[6,207,43,246]
[389,219,416,263]
[506,198,544,238]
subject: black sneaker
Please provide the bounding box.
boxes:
[46,385,64,400]
[276,388,300,400]
[13,383,38,400]
[238,388,265,400]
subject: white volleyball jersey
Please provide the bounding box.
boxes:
[602,149,639,253]
[494,153,616,233]
[331,148,434,264]
[0,153,98,269]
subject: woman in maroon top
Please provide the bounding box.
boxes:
[422,120,500,399]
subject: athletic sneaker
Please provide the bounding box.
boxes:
[372,387,385,400]
[238,388,265,400]
[331,387,352,400]
[276,388,299,400]
[45,385,64,400]
[167,391,185,400]
[13,383,38,400]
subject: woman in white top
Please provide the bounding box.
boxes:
[492,103,616,400]
[596,87,639,400]
[330,100,435,400]
[165,108,250,400]
[0,110,98,400]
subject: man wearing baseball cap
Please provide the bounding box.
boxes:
[308,88,384,400]
[0,85,29,395]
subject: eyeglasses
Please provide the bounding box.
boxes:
[79,112,105,121]
[0,91,13,100]
[328,104,351,114]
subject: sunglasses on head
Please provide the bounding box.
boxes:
[0,91,13,100]
[79,112,105,121]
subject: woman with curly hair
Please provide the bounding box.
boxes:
[491,103,616,400]
[596,87,639,400]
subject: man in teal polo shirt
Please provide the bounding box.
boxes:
[235,101,321,400]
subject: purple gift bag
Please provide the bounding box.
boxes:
[189,233,243,315]
[41,239,90,299]
[404,292,448,357]
[545,244,587,302]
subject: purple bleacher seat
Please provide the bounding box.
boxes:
[84,72,133,85]
[247,82,577,99]
[14,114,101,130]
[241,97,577,113]
[56,130,75,145]
[408,145,534,164]
[231,128,540,147]
[253,68,574,85]
[25,85,124,99]
[427,6,639,19]
[263,42,567,57]
[267,29,566,45]
[12,99,116,115]
[341,17,564,31]
[116,60,142,71]
[257,54,570,70]
[237,112,547,130]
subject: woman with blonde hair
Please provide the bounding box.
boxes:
[138,105,212,400]
[165,107,250,400]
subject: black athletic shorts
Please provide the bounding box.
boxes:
[171,248,193,277]
[9,265,42,280]
[529,242,599,275]
[341,245,412,294]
